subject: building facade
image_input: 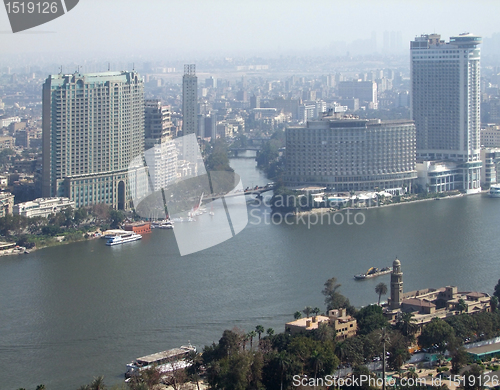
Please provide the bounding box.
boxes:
[144,99,173,149]
[14,197,74,218]
[411,33,482,193]
[285,116,417,192]
[42,71,144,209]
[182,64,198,137]
[338,80,378,109]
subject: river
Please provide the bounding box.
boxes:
[1,153,499,389]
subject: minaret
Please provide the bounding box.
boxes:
[389,258,403,310]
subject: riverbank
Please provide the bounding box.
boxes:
[293,190,483,217]
[0,229,103,257]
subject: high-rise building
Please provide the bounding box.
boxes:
[285,115,417,192]
[42,71,144,209]
[144,99,173,149]
[182,64,198,137]
[411,33,482,193]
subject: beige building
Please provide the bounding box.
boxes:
[285,308,357,340]
[384,259,491,327]
[0,192,14,217]
[42,71,144,209]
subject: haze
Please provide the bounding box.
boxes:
[1,0,499,61]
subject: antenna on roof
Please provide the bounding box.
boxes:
[132,62,135,71]
[59,65,62,74]
[108,62,110,71]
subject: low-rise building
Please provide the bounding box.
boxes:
[0,192,14,217]
[285,308,357,340]
[13,197,74,218]
[384,259,491,327]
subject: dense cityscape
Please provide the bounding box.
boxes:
[3,2,500,390]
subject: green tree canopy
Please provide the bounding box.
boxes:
[418,317,456,353]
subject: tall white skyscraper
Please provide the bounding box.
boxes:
[411,33,482,193]
[42,71,144,209]
[182,64,198,136]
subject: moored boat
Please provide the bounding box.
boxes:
[354,266,391,280]
[490,184,500,198]
[106,233,142,246]
[125,344,196,379]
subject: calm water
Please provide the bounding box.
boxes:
[1,155,500,389]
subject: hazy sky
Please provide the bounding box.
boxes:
[1,0,499,59]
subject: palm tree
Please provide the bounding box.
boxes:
[248,330,257,350]
[312,307,321,317]
[267,328,275,337]
[457,298,468,313]
[310,350,324,389]
[303,306,313,318]
[256,325,265,342]
[277,351,291,390]
[90,376,106,390]
[375,282,388,305]
[242,333,249,350]
[397,312,418,338]
[294,311,302,320]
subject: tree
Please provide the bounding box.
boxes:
[267,328,275,337]
[494,279,500,301]
[322,277,351,311]
[375,282,388,305]
[491,296,498,312]
[460,364,484,390]
[355,305,389,335]
[418,317,456,353]
[294,311,302,320]
[387,331,411,372]
[396,312,418,339]
[450,346,470,374]
[256,325,265,342]
[303,306,313,318]
[312,307,321,317]
[248,330,257,350]
[90,376,106,390]
[457,298,468,313]
[186,351,203,390]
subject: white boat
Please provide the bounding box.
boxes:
[490,185,500,198]
[106,233,142,246]
[158,221,174,229]
[125,344,196,379]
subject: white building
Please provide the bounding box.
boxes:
[416,161,461,193]
[411,33,482,193]
[480,148,500,186]
[285,115,417,192]
[14,197,74,218]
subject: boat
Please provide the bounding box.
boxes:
[490,184,500,198]
[106,233,142,246]
[125,344,196,379]
[158,220,174,229]
[354,266,391,280]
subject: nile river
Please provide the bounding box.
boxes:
[1,156,500,389]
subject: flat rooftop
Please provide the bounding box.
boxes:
[466,342,500,356]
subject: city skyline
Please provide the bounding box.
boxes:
[1,0,500,60]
